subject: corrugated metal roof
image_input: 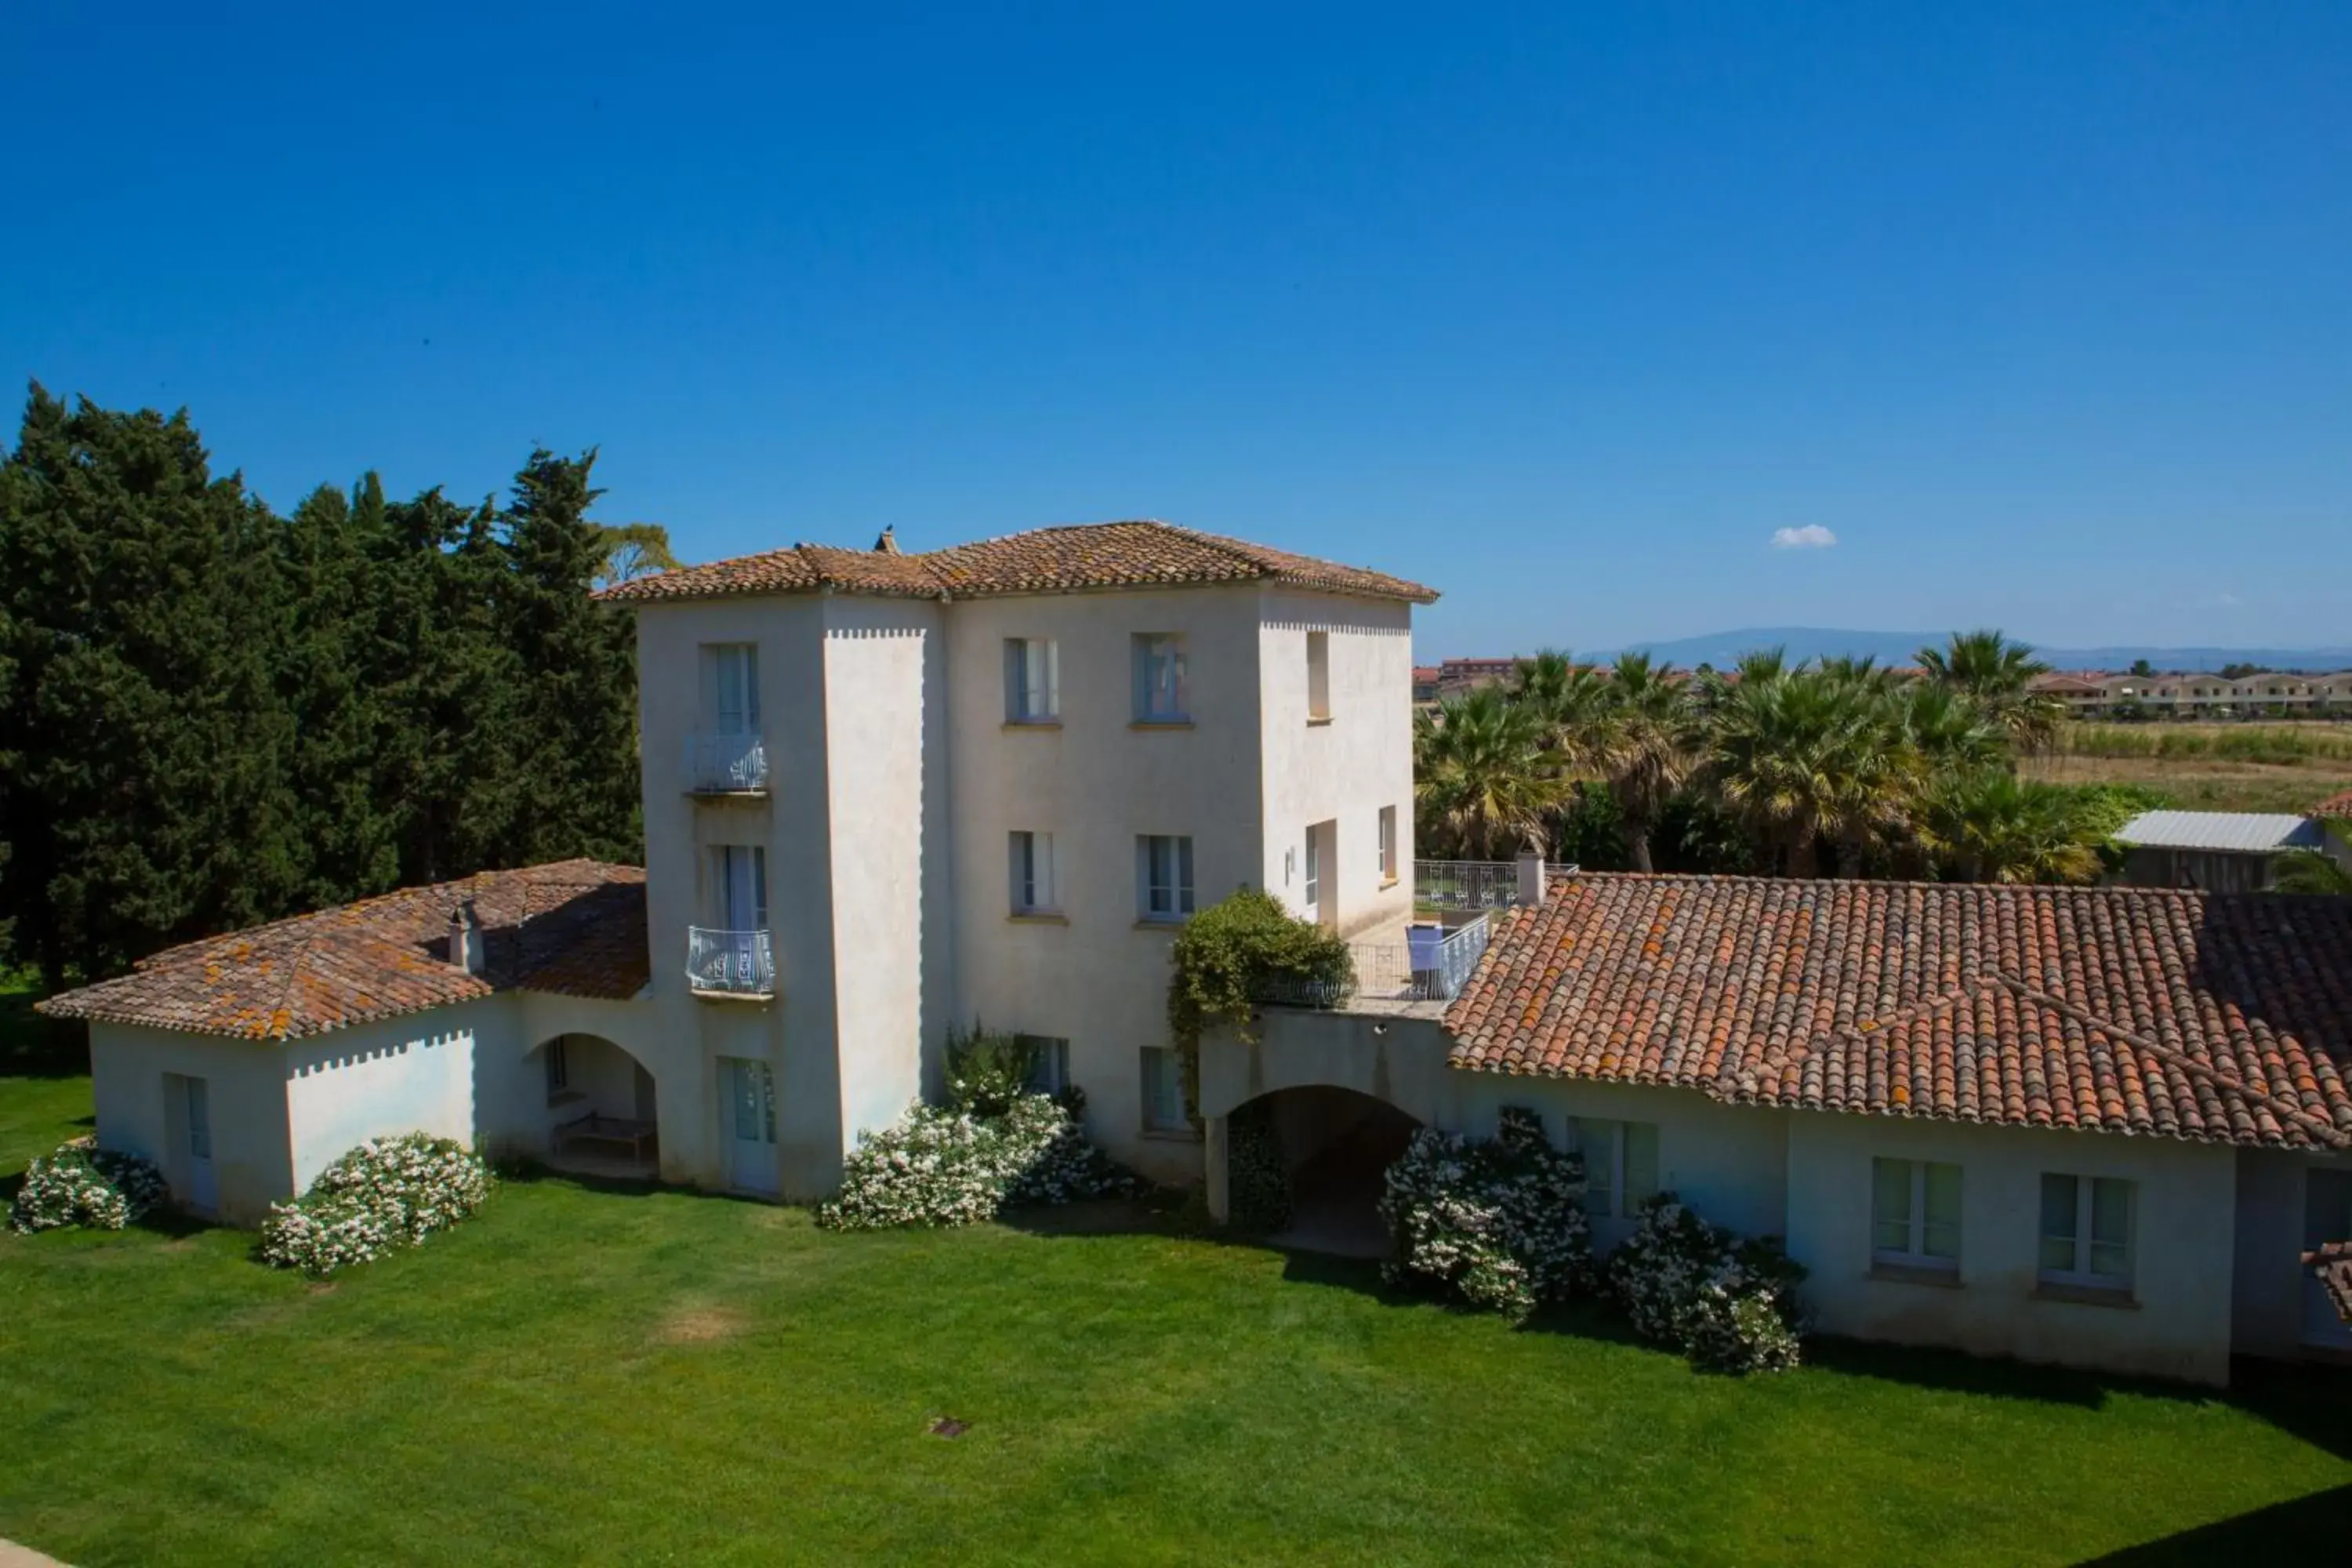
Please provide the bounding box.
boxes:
[2114,811,2327,853]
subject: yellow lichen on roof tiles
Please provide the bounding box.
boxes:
[37,862,648,1042]
[595,520,1436,605]
[1443,870,2352,1152]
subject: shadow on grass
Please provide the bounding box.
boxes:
[2080,1481,2352,1562]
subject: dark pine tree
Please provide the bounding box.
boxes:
[0,384,302,986]
[278,477,402,906]
[492,448,641,867]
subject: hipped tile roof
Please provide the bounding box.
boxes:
[595,521,1437,605]
[37,861,646,1042]
[1443,873,2352,1152]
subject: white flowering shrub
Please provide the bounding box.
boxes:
[9,1141,170,1233]
[1377,1107,1595,1323]
[1606,1192,1806,1374]
[258,1133,493,1277]
[816,1091,1143,1231]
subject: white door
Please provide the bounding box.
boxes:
[183,1076,217,1215]
[723,1058,778,1194]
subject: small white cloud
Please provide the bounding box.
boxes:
[2215,591,2243,608]
[1770,524,1838,550]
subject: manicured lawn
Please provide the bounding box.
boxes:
[0,969,94,1180]
[2,1161,2349,1566]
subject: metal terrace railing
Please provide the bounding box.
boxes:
[1252,913,1494,1009]
[1413,858,1580,913]
[686,927,775,996]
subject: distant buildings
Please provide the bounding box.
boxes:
[2032,670,2352,720]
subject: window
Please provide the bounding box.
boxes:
[701,644,760,735]
[1302,827,1321,916]
[1141,1045,1189,1131]
[1871,1157,1961,1269]
[1004,637,1059,722]
[1009,830,1058,915]
[545,1037,570,1096]
[2039,1173,2135,1289]
[1133,634,1189,721]
[706,844,769,931]
[1378,805,1398,883]
[1305,630,1330,720]
[1137,835,1195,921]
[1575,1118,1659,1218]
[1019,1035,1070,1096]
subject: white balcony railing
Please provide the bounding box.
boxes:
[684,732,769,794]
[687,927,775,996]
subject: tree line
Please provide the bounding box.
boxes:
[1414,633,2161,885]
[0,384,651,991]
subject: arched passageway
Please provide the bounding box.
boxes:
[1233,1085,1421,1258]
[531,1033,659,1177]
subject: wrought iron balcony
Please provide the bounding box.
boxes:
[684,732,769,795]
[687,927,775,997]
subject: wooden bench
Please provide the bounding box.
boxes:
[554,1112,658,1163]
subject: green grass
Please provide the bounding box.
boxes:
[1,1164,2347,1566]
[0,969,94,1181]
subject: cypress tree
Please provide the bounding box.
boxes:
[493,449,641,867]
[278,478,401,906]
[0,385,300,985]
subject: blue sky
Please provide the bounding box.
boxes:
[5,2,2347,657]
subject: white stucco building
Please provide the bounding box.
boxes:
[38,519,2352,1387]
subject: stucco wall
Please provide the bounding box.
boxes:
[1784,1111,2239,1385]
[634,597,819,1193]
[87,1022,296,1225]
[2232,1145,2352,1359]
[284,1001,499,1192]
[943,583,1270,1181]
[1454,1073,1794,1247]
[1256,590,1416,941]
[1199,1009,1461,1131]
[820,599,938,1181]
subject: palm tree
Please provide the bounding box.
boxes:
[1918,770,2103,884]
[1700,665,1894,877]
[1917,630,2063,755]
[1412,686,1566,860]
[1595,654,1696,873]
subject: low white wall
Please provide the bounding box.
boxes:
[87,1022,296,1225]
[1454,1075,1793,1248]
[1784,1110,2238,1386]
[285,1000,499,1192]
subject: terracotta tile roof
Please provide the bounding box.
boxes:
[1443,873,2352,1152]
[2307,1241,2352,1326]
[38,861,647,1041]
[594,521,1437,606]
[2310,789,2352,821]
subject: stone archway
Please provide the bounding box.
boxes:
[1234,1084,1421,1258]
[531,1033,659,1176]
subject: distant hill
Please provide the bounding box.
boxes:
[1593,627,2352,673]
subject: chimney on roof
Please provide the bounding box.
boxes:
[448,898,485,977]
[873,525,900,554]
[1517,851,1548,907]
